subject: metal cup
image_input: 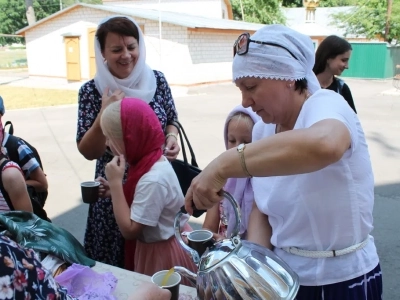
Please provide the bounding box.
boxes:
[151,270,181,300]
[187,229,214,257]
[81,181,100,204]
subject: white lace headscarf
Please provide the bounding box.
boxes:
[94,16,157,103]
[232,24,321,94]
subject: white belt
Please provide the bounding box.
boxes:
[281,238,369,258]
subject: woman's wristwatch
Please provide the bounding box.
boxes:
[237,143,252,178]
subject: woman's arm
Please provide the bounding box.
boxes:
[246,202,272,249]
[76,85,107,160]
[185,119,351,212]
[220,119,351,178]
[77,111,107,161]
[76,86,124,160]
[202,203,220,233]
[158,72,180,160]
[3,167,33,212]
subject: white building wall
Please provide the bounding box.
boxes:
[25,7,145,79]
[24,6,235,85]
[102,0,225,19]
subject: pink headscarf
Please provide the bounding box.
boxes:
[223,105,260,238]
[120,98,164,270]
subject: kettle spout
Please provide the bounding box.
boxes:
[174,266,197,287]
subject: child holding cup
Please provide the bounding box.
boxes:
[98,98,196,278]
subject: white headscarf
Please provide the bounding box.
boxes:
[232,24,321,94]
[94,16,157,103]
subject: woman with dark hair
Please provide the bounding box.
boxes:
[313,35,357,113]
[76,16,180,267]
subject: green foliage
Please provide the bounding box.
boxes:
[318,0,357,7]
[0,0,101,45]
[280,0,302,8]
[331,0,400,42]
[231,0,286,24]
[280,0,356,7]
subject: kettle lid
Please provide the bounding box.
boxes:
[198,236,241,271]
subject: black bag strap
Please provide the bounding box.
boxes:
[4,121,13,135]
[0,158,15,210]
[171,120,199,168]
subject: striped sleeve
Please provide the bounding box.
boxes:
[17,140,40,178]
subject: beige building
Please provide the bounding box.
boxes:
[16,2,262,86]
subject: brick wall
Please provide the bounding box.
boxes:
[188,31,235,64]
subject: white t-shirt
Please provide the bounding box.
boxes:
[130,157,188,243]
[252,89,379,286]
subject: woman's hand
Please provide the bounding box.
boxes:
[184,158,227,215]
[96,176,110,199]
[101,87,125,111]
[105,155,126,186]
[129,282,171,300]
[164,136,180,161]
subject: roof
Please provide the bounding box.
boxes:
[290,22,337,37]
[283,6,356,36]
[16,3,264,35]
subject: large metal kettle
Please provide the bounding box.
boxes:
[174,192,300,300]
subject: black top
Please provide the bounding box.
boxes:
[326,78,357,114]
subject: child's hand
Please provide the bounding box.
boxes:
[105,155,126,186]
[212,233,225,242]
[96,176,111,199]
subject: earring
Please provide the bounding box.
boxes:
[288,83,293,88]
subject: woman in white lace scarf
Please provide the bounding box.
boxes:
[184,25,382,300]
[76,16,180,267]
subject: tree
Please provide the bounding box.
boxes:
[231,0,286,24]
[318,0,356,7]
[0,0,101,45]
[281,0,302,7]
[331,0,400,43]
[280,0,356,7]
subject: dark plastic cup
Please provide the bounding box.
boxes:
[187,229,213,257]
[151,270,181,300]
[81,181,100,204]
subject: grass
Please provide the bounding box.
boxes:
[0,50,27,68]
[1,86,78,110]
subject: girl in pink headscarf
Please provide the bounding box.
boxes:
[99,98,196,277]
[203,105,259,239]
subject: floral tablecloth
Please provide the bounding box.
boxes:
[93,262,197,300]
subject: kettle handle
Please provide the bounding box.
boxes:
[174,211,202,265]
[223,191,241,238]
[174,191,242,265]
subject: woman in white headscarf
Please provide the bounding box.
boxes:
[184,25,382,299]
[76,16,180,267]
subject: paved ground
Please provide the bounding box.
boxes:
[1,75,400,298]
